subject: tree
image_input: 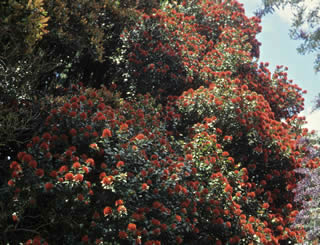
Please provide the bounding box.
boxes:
[258,0,320,72]
[2,0,320,244]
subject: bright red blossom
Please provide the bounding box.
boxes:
[103,206,112,216]
[127,223,137,231]
[102,128,112,138]
[64,173,74,181]
[135,133,145,140]
[44,182,53,191]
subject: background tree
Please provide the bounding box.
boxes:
[258,0,320,72]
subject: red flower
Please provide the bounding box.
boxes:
[74,174,84,182]
[17,152,26,161]
[32,136,40,144]
[127,223,137,231]
[10,161,20,170]
[120,123,128,131]
[104,206,112,216]
[216,128,223,134]
[72,162,81,169]
[216,217,224,224]
[116,161,124,168]
[42,132,52,141]
[28,160,37,168]
[135,133,145,140]
[149,63,155,70]
[175,215,182,222]
[142,183,149,190]
[117,205,127,214]
[115,199,124,206]
[45,152,52,160]
[102,128,112,138]
[224,184,233,193]
[276,225,283,232]
[152,218,161,226]
[8,179,14,187]
[44,182,53,191]
[77,194,84,201]
[260,180,267,186]
[153,228,161,236]
[248,216,255,222]
[98,103,106,111]
[22,154,33,163]
[12,214,18,222]
[118,231,128,239]
[262,203,270,209]
[81,235,89,243]
[85,158,95,166]
[153,201,162,209]
[69,128,77,136]
[102,176,113,185]
[83,166,89,174]
[186,154,193,160]
[99,172,106,180]
[241,85,248,90]
[80,112,87,120]
[64,172,74,181]
[79,95,87,102]
[59,165,68,173]
[35,169,44,177]
[222,151,229,157]
[50,171,58,178]
[176,236,183,244]
[228,157,234,164]
[161,223,167,231]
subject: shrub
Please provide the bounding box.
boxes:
[292,135,320,243]
[4,81,312,244]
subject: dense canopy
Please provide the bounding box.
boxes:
[1,0,319,244]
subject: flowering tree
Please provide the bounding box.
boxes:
[2,0,320,244]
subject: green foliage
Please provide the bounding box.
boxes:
[0,0,51,101]
[0,0,49,54]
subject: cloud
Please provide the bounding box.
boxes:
[240,0,260,9]
[301,108,320,135]
[305,110,320,133]
[240,0,261,16]
[275,5,295,25]
[275,0,318,30]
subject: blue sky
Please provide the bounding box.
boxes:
[241,0,320,134]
